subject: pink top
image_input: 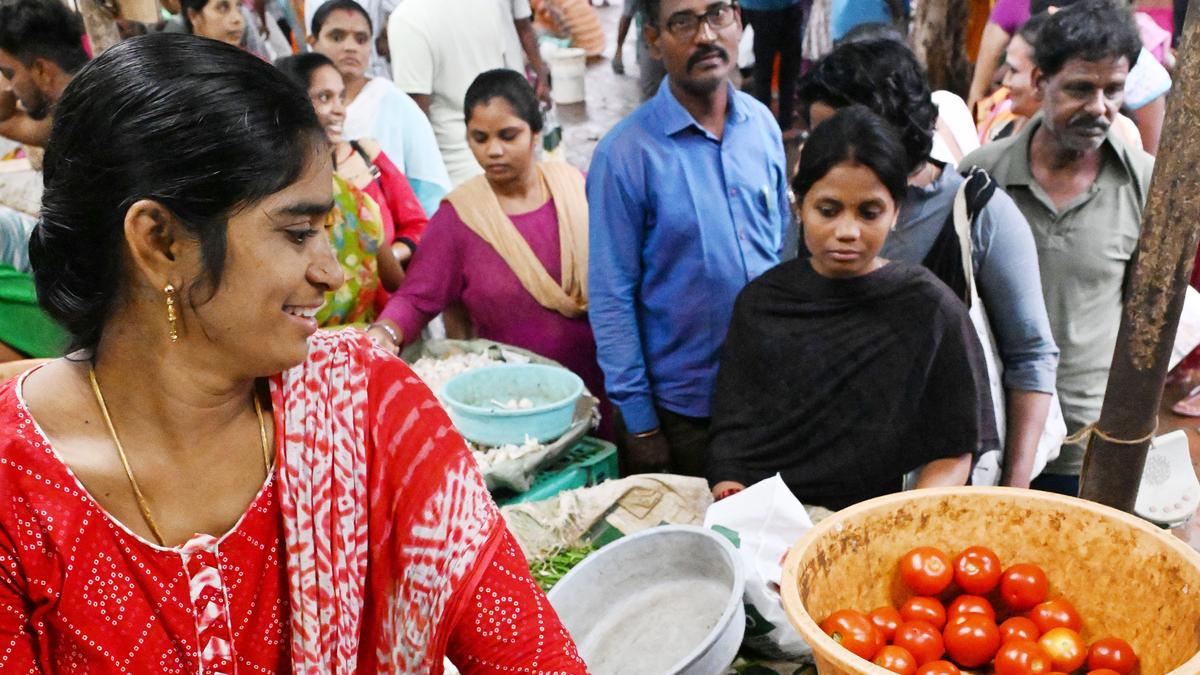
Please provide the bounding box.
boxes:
[379,199,610,432]
[989,0,1029,34]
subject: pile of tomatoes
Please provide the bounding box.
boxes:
[817,545,1138,675]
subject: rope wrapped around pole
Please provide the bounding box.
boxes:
[1078,0,1200,511]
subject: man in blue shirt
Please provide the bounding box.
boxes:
[587,0,790,476]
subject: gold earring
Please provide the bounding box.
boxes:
[164,284,178,343]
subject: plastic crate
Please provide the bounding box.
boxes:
[494,437,618,506]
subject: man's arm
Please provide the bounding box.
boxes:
[585,145,659,434]
[409,94,432,117]
[971,189,1061,487]
[1132,94,1165,155]
[967,22,1011,114]
[0,113,50,148]
[514,18,550,102]
[387,11,434,118]
[1000,390,1052,487]
[0,90,50,147]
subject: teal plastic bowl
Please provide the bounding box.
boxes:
[441,363,585,446]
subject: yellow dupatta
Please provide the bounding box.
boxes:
[444,161,588,318]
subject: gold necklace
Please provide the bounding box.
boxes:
[87,368,272,547]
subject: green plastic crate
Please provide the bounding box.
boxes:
[494,437,618,506]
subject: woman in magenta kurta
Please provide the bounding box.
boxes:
[1,35,584,674]
[378,198,605,408]
[369,70,610,435]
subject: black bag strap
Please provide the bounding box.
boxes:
[920,166,997,308]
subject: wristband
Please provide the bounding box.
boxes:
[632,427,660,439]
[371,322,400,345]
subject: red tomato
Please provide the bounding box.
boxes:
[993,638,1054,675]
[1039,627,1087,672]
[947,595,996,624]
[900,547,954,596]
[999,616,1041,642]
[820,609,884,661]
[1087,670,1122,675]
[952,546,1003,595]
[942,615,1001,668]
[894,621,945,665]
[1028,598,1082,633]
[900,597,947,631]
[915,661,962,675]
[869,606,904,643]
[1087,637,1138,674]
[874,645,918,675]
[1000,563,1050,611]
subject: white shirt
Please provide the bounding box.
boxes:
[388,0,508,186]
[931,90,980,166]
[499,0,533,71]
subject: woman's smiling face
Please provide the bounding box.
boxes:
[172,147,344,375]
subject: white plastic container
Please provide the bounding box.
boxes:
[549,47,587,105]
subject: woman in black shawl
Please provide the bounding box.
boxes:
[706,106,998,511]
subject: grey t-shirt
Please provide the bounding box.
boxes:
[963,119,1153,475]
[881,164,1060,397]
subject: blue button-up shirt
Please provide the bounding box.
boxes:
[587,79,789,433]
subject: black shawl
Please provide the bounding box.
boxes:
[706,259,999,511]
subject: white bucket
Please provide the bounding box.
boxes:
[549,47,587,105]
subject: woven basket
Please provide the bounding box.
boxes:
[781,487,1200,674]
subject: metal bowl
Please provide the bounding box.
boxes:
[547,525,746,675]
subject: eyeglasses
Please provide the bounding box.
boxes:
[662,2,738,39]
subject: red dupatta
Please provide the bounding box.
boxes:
[273,330,503,673]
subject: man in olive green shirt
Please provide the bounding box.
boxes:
[962,0,1153,495]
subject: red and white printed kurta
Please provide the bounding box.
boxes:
[0,331,585,673]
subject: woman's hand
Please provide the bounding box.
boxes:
[366,321,402,355]
[914,454,972,489]
[711,481,746,501]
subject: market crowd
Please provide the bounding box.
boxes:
[0,0,1179,670]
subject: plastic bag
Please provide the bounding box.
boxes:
[703,475,814,661]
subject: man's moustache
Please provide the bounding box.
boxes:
[1069,116,1109,132]
[687,47,728,70]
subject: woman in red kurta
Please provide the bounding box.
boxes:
[0,332,581,673]
[1,34,584,674]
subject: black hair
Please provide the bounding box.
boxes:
[1016,10,1052,48]
[797,39,937,175]
[464,68,543,133]
[311,0,372,37]
[30,33,326,354]
[837,21,905,46]
[0,0,87,73]
[179,0,208,32]
[793,105,908,205]
[1034,0,1141,78]
[639,0,662,25]
[275,51,337,90]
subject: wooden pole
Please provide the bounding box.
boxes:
[909,0,971,97]
[77,0,122,55]
[1078,0,1200,511]
[116,0,158,25]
